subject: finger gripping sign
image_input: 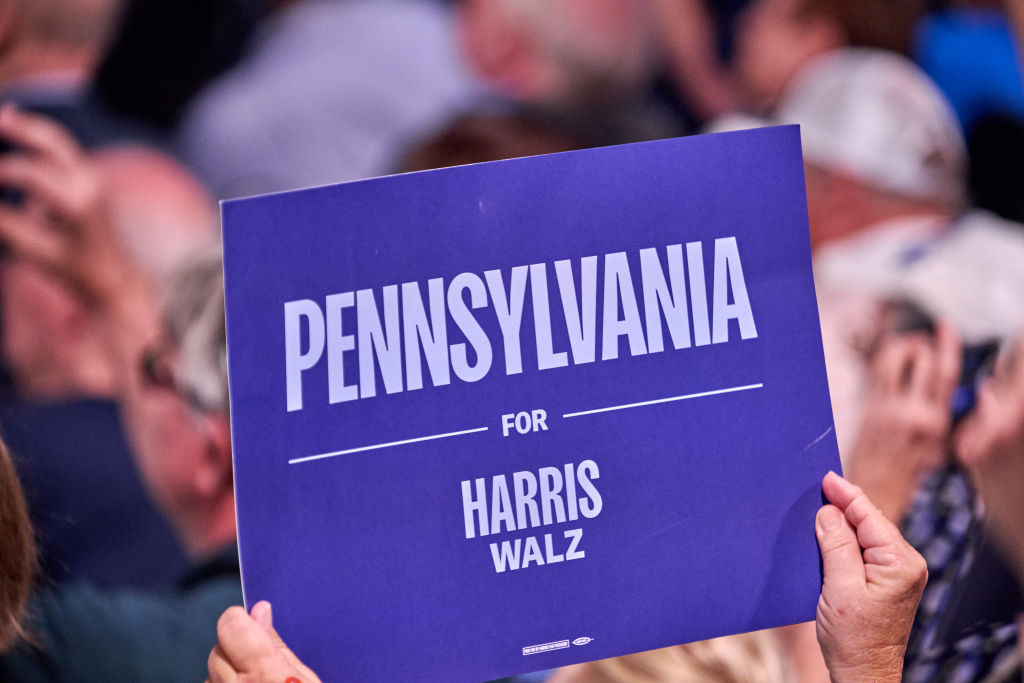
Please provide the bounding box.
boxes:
[222,126,841,682]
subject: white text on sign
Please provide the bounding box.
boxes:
[502,409,548,437]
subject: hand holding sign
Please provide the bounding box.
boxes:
[223,126,842,680]
[207,474,927,682]
[206,602,322,683]
[815,472,928,683]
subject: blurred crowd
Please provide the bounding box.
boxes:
[0,0,1023,681]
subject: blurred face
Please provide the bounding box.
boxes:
[802,163,858,251]
[458,0,653,104]
[803,163,829,242]
[564,0,651,58]
[955,341,1024,559]
[734,0,840,112]
[0,260,82,397]
[122,337,210,528]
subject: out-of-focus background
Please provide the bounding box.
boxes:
[1,0,1024,681]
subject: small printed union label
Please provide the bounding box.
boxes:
[522,640,570,656]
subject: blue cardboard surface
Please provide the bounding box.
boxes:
[221,125,840,682]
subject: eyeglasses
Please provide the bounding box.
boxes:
[139,342,207,413]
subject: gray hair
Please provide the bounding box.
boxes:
[490,0,657,101]
[161,242,228,414]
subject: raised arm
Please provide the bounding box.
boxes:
[815,472,928,683]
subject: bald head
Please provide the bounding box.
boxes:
[93,146,218,285]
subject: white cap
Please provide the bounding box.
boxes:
[893,211,1024,343]
[776,48,967,207]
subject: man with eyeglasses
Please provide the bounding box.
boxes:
[0,105,241,681]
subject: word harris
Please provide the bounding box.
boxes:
[284,238,759,573]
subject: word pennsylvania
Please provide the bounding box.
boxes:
[284,238,758,411]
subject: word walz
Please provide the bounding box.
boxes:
[284,239,758,411]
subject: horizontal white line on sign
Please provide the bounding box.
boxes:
[290,426,489,465]
[562,382,764,419]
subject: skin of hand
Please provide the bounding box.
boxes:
[0,104,162,391]
[651,0,740,119]
[207,601,323,683]
[815,472,929,683]
[845,323,961,522]
[955,339,1024,583]
[0,105,143,306]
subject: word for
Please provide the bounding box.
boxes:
[501,409,548,437]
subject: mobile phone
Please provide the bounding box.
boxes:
[885,299,997,423]
[951,341,999,425]
[0,138,24,207]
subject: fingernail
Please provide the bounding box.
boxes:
[819,506,842,531]
[825,470,856,494]
[250,600,273,628]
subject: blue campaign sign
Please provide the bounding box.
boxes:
[221,125,840,682]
